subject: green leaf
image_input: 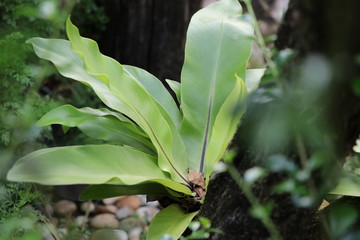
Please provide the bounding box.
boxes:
[7,145,173,186]
[198,217,211,229]
[123,65,182,130]
[38,104,133,127]
[329,177,360,197]
[80,182,184,201]
[26,38,125,114]
[245,68,266,93]
[123,66,188,168]
[204,76,247,179]
[180,0,253,171]
[328,204,358,238]
[166,79,181,103]
[38,105,155,154]
[147,204,198,240]
[81,178,192,196]
[66,18,189,184]
[185,231,210,239]
[79,118,156,154]
[150,179,192,195]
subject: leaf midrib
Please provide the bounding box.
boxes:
[199,20,224,173]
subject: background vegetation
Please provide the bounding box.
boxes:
[0,0,108,238]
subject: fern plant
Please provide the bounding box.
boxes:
[7,0,264,238]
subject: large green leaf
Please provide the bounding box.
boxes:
[26,38,127,114]
[204,76,247,179]
[180,0,253,171]
[27,37,157,152]
[146,204,198,240]
[66,18,189,184]
[123,65,182,130]
[7,145,173,186]
[102,177,192,196]
[123,66,187,166]
[38,104,136,128]
[38,105,155,154]
[329,176,360,197]
[80,182,184,201]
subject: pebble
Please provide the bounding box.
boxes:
[145,200,159,208]
[95,204,118,214]
[136,206,159,222]
[53,200,77,216]
[118,218,143,232]
[102,196,124,205]
[81,201,95,213]
[50,195,156,236]
[139,195,159,208]
[116,196,141,210]
[90,229,128,240]
[75,215,87,227]
[116,207,134,219]
[90,213,119,229]
[129,227,142,240]
[138,195,147,205]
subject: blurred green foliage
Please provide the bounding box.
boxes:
[0,183,50,240]
[0,0,66,178]
[229,48,360,238]
[71,0,109,40]
[0,0,109,177]
[0,0,108,238]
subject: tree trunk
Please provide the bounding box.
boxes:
[97,0,201,82]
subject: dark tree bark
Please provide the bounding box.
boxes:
[96,0,201,82]
[275,0,360,149]
[199,0,360,239]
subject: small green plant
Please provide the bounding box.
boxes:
[7,0,264,238]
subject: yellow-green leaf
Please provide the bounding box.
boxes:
[180,0,253,171]
[147,204,198,240]
[7,145,171,186]
[38,105,155,154]
[204,76,247,180]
